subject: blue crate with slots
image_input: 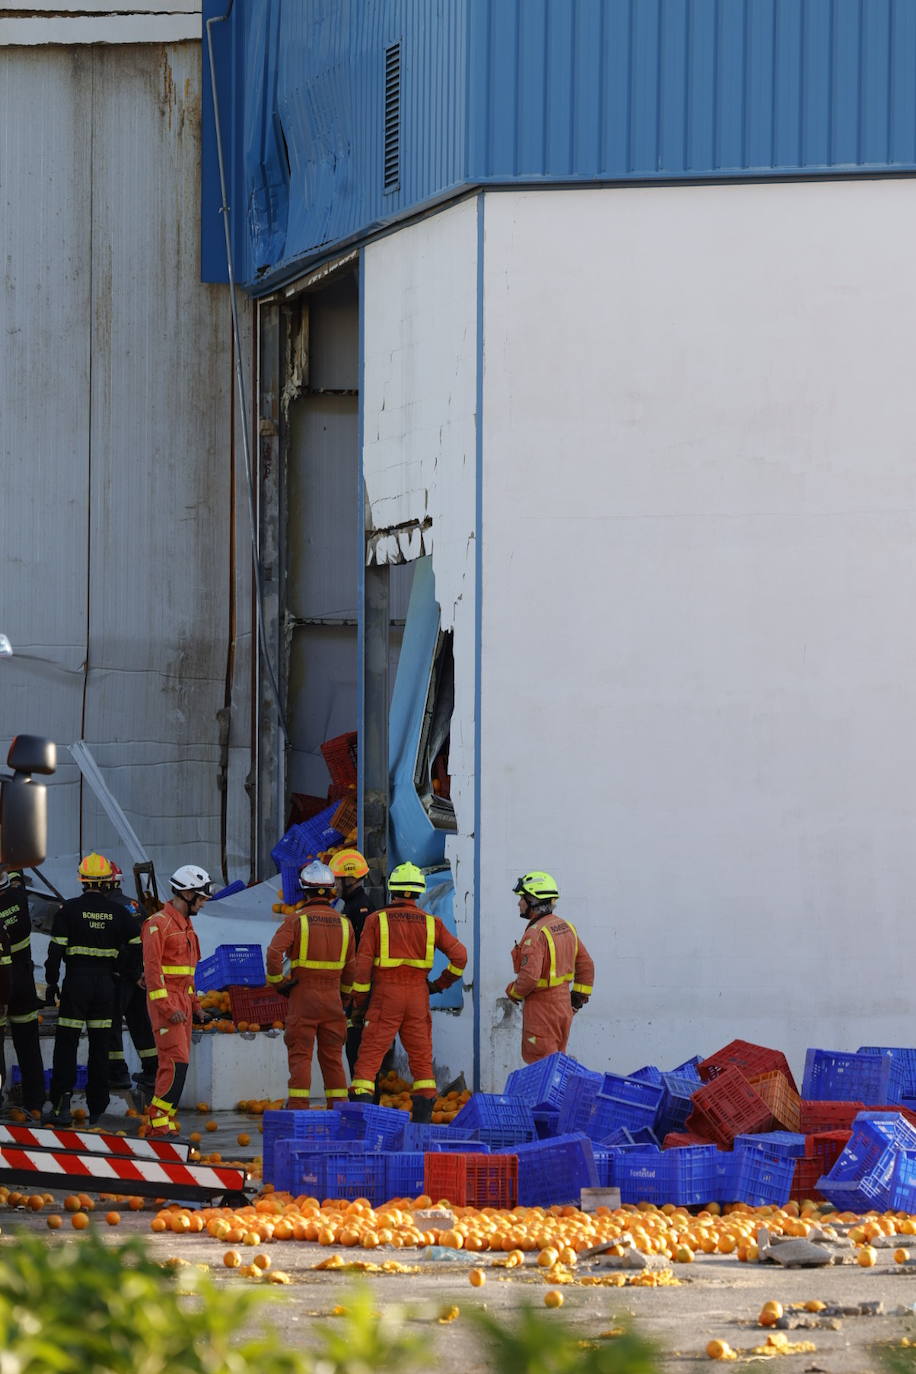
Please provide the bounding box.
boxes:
[272,808,344,901]
[657,1072,699,1136]
[600,1125,658,1148]
[614,1150,675,1205]
[496,1133,598,1206]
[270,1139,364,1193]
[325,1151,388,1205]
[584,1073,664,1140]
[556,1069,603,1134]
[826,1113,916,1182]
[592,1148,614,1187]
[399,1123,478,1150]
[671,1056,703,1082]
[504,1052,583,1109]
[629,1065,664,1084]
[890,1150,916,1211]
[336,1102,410,1150]
[670,1145,722,1205]
[728,1140,794,1206]
[533,1109,560,1138]
[195,944,265,992]
[451,1093,537,1148]
[858,1047,916,1098]
[425,1139,490,1153]
[802,1048,905,1104]
[262,1108,342,1180]
[385,1152,426,1199]
[734,1131,807,1158]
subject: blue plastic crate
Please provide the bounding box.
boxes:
[336,1102,410,1150]
[629,1065,664,1084]
[195,944,265,992]
[592,1148,614,1187]
[451,1093,537,1148]
[271,806,343,867]
[399,1123,477,1150]
[533,1108,560,1139]
[262,1108,342,1180]
[209,880,246,902]
[729,1140,794,1206]
[802,1049,905,1104]
[497,1133,598,1206]
[556,1069,604,1134]
[385,1152,426,1199]
[585,1074,664,1140]
[670,1056,703,1082]
[657,1073,699,1136]
[890,1149,916,1211]
[858,1047,916,1098]
[504,1052,584,1109]
[826,1114,916,1183]
[669,1145,723,1205]
[425,1139,491,1153]
[734,1131,807,1158]
[324,1151,388,1204]
[615,1150,676,1204]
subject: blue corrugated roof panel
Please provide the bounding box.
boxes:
[203,0,916,290]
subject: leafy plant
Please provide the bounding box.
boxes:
[468,1303,660,1374]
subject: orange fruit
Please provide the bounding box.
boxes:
[468,1268,485,1287]
[64,1195,81,1212]
[206,1121,218,1133]
[27,1195,44,1212]
[237,1133,251,1147]
[196,1103,211,1113]
[223,1250,242,1268]
[543,1291,564,1308]
[706,1339,738,1361]
[105,1211,121,1226]
[895,1248,910,1264]
[150,1217,168,1233]
[857,1245,878,1267]
[252,1253,271,1271]
[46,1215,63,1229]
[758,1301,783,1327]
[71,1212,90,1230]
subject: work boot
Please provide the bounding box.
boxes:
[108,1068,132,1090]
[44,1093,72,1126]
[410,1094,434,1124]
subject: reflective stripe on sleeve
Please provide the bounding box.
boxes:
[87,1018,112,1029]
[572,982,593,995]
[58,1017,84,1029]
[162,965,195,975]
[325,1088,348,1098]
[10,935,31,954]
[446,962,464,977]
[9,1010,39,1024]
[50,936,68,946]
[148,988,168,1001]
[67,946,119,958]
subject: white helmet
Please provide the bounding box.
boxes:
[298,860,335,891]
[170,864,212,897]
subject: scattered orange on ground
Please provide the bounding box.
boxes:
[544,1290,564,1308]
[71,1212,90,1230]
[105,1212,121,1226]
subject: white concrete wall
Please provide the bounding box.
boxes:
[362,199,479,1081]
[479,179,916,1088]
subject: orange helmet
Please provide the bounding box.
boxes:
[329,848,369,880]
[78,852,114,884]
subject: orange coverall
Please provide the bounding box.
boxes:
[266,899,356,1107]
[506,912,595,1064]
[350,900,467,1099]
[141,902,201,1135]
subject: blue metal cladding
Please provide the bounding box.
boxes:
[202,0,916,290]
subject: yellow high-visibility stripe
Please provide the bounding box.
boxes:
[290,913,349,970]
[10,935,31,954]
[9,1010,38,1024]
[148,988,168,1000]
[506,984,522,1001]
[375,911,434,969]
[0,955,10,967]
[350,1079,374,1093]
[87,1018,112,1029]
[58,1017,84,1029]
[50,936,68,946]
[266,972,284,984]
[446,961,464,977]
[162,965,195,975]
[535,925,576,989]
[351,981,371,993]
[340,983,353,995]
[151,1097,172,1112]
[288,1088,310,1097]
[67,946,119,958]
[412,1079,436,1090]
[572,982,592,995]
[325,1088,348,1098]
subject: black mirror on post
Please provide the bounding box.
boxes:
[0,736,56,866]
[7,735,57,776]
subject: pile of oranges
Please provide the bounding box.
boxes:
[375,1073,472,1120]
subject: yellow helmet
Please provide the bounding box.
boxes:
[329,848,369,880]
[513,871,559,903]
[78,852,114,883]
[388,862,426,895]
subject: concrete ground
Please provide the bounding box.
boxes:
[2,1106,915,1371]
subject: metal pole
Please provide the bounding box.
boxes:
[363,562,390,901]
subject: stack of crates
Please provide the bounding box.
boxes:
[686,1067,775,1145]
[585,1073,664,1140]
[451,1094,536,1148]
[262,1108,342,1181]
[817,1112,916,1212]
[496,1133,598,1206]
[424,1153,518,1208]
[802,1049,905,1105]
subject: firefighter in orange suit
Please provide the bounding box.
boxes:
[349,862,467,1123]
[266,860,355,1108]
[141,865,210,1138]
[505,871,595,1065]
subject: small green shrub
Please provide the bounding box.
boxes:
[468,1303,659,1374]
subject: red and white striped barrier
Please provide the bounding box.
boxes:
[0,1146,247,1202]
[0,1123,190,1162]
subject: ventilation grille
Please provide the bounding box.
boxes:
[384,42,401,192]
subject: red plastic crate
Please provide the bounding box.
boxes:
[799,1100,865,1133]
[806,1130,852,1175]
[662,1130,716,1149]
[686,1067,775,1146]
[320,732,358,787]
[749,1070,801,1133]
[790,1156,824,1203]
[698,1040,798,1093]
[424,1153,518,1208]
[331,795,358,839]
[228,985,289,1028]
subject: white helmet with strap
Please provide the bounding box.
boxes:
[298,860,335,891]
[170,864,212,898]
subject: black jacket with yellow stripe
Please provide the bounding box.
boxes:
[45,892,137,987]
